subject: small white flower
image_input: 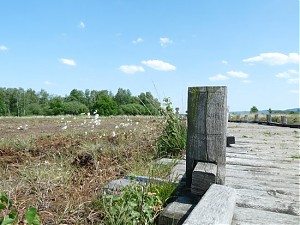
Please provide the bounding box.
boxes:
[112,131,116,137]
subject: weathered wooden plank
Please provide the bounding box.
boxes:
[183,184,236,225]
[186,86,227,187]
[158,196,194,225]
[226,164,300,178]
[226,152,299,163]
[226,157,299,172]
[226,168,299,185]
[225,177,299,196]
[234,188,299,216]
[232,206,300,225]
[191,162,217,196]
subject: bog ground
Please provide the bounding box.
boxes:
[0,116,299,224]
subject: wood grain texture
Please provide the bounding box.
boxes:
[191,162,217,195]
[186,86,227,187]
[183,184,236,225]
[232,207,300,225]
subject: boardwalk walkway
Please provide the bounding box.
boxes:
[167,122,300,224]
[226,123,300,225]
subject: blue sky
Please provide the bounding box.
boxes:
[0,0,299,112]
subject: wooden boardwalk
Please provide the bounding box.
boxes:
[226,123,300,225]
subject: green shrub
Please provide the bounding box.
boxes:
[95,181,176,225]
[0,192,40,225]
[156,98,186,158]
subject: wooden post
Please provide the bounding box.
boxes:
[244,115,248,122]
[267,114,272,124]
[236,114,240,122]
[186,86,227,188]
[281,116,287,125]
[254,114,259,122]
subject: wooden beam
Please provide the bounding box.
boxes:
[186,86,227,187]
[191,162,217,196]
[183,184,236,225]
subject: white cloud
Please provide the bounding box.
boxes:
[132,38,143,44]
[275,69,298,78]
[243,52,300,65]
[290,90,299,94]
[209,74,229,81]
[0,45,8,51]
[221,60,228,65]
[119,65,145,74]
[44,81,55,85]
[79,21,85,29]
[59,58,76,66]
[227,71,249,78]
[142,60,176,71]
[287,78,299,84]
[160,37,173,47]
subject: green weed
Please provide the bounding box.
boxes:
[94,181,176,225]
[156,98,186,158]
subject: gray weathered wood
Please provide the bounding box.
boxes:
[254,114,259,122]
[226,122,300,224]
[266,114,272,123]
[232,206,300,225]
[281,115,287,125]
[183,184,236,225]
[226,136,235,146]
[191,162,217,196]
[186,86,227,187]
[158,197,194,225]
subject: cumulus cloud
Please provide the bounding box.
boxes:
[59,58,76,66]
[160,37,173,47]
[79,21,85,28]
[227,71,249,78]
[275,69,298,78]
[142,60,176,71]
[290,90,299,94]
[243,52,300,65]
[287,78,299,84]
[119,65,145,74]
[221,60,228,65]
[132,38,143,44]
[44,81,55,85]
[209,74,229,82]
[0,45,8,51]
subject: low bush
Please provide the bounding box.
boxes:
[156,98,187,158]
[94,181,176,225]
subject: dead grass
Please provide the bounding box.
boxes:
[0,116,164,224]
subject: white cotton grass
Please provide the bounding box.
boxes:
[17,124,28,130]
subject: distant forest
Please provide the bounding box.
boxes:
[0,87,162,116]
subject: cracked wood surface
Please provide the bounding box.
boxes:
[226,123,300,225]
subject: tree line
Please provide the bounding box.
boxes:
[0,87,161,116]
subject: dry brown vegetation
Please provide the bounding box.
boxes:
[0,115,165,224]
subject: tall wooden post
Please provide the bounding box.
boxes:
[267,114,272,124]
[281,116,287,125]
[186,86,227,188]
[254,114,259,122]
